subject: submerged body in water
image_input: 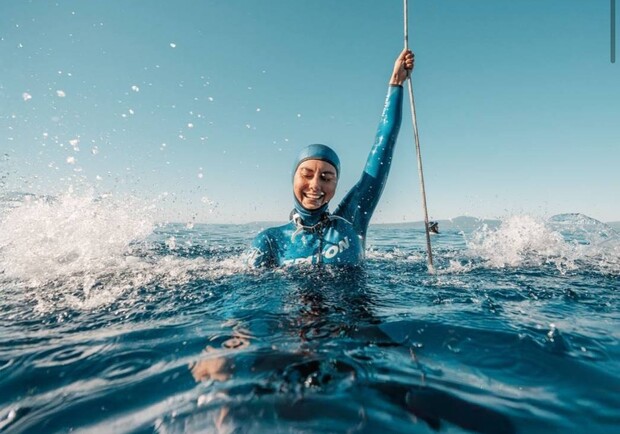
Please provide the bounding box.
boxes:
[1,197,619,433]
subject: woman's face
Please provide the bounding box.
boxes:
[293,159,338,210]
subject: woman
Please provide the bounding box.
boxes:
[250,49,414,267]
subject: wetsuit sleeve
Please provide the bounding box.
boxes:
[335,85,403,237]
[248,230,277,268]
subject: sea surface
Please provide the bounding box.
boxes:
[1,193,619,433]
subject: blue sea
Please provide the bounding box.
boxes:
[1,193,618,433]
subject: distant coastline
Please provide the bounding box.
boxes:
[243,216,620,232]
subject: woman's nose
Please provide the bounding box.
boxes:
[308,175,320,190]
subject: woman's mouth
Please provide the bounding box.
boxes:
[304,192,324,200]
[303,192,325,207]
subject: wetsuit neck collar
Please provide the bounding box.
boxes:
[292,196,329,226]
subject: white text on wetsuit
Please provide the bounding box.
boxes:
[282,236,350,265]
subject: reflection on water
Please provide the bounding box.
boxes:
[188,268,517,433]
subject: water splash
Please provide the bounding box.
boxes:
[466,214,620,275]
[0,191,154,284]
[547,213,617,244]
[0,191,249,312]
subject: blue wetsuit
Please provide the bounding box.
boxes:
[250,85,403,267]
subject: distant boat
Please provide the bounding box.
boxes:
[428,221,439,234]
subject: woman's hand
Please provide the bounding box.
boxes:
[389,49,415,86]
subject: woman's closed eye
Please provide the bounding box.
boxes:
[321,173,336,182]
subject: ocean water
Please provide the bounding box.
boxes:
[1,193,619,433]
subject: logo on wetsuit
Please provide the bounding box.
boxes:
[283,236,350,265]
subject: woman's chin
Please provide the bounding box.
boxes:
[302,200,324,210]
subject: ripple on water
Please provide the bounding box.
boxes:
[100,349,164,381]
[0,358,15,373]
[0,406,33,432]
[32,344,108,369]
[376,319,572,389]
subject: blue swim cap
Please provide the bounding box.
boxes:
[293,144,340,178]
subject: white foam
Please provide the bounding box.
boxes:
[0,191,153,284]
[0,191,249,312]
[466,214,620,275]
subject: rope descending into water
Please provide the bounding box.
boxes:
[404,0,434,273]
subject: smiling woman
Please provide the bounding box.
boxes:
[293,144,340,211]
[294,160,338,210]
[248,49,414,267]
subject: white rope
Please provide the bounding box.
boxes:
[404,0,434,273]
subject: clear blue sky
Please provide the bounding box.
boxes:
[1,0,618,223]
